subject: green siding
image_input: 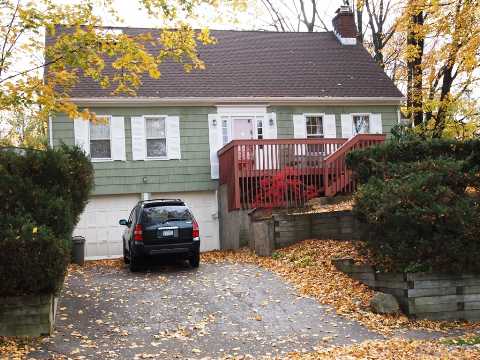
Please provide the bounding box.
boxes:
[51,104,398,196]
[271,105,399,139]
[52,106,218,196]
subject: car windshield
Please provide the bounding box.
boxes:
[142,205,192,226]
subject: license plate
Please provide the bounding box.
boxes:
[162,229,174,237]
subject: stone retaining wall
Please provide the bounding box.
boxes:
[0,294,58,336]
[248,210,362,253]
[333,258,480,321]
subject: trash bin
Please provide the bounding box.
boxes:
[72,236,85,266]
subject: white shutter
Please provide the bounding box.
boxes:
[323,114,337,138]
[74,118,90,155]
[341,114,354,138]
[131,116,146,161]
[370,113,383,134]
[166,116,181,159]
[208,114,222,179]
[293,114,307,138]
[264,113,277,139]
[111,116,126,161]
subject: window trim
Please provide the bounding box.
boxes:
[89,115,113,162]
[351,113,371,135]
[143,115,169,161]
[303,113,325,138]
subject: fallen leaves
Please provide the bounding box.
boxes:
[286,338,480,359]
[202,239,480,334]
[0,337,38,360]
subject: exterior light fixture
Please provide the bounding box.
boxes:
[269,117,274,126]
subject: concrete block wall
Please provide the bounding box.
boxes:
[0,294,57,336]
[333,258,480,322]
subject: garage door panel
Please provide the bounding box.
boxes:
[74,194,140,260]
[75,192,218,259]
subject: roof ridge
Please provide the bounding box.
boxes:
[59,24,334,35]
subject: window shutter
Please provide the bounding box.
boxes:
[293,114,306,138]
[208,114,222,179]
[131,116,146,161]
[323,114,337,138]
[341,114,353,138]
[264,113,278,139]
[370,113,383,134]
[74,118,90,155]
[166,116,181,159]
[111,116,126,160]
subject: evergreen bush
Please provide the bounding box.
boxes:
[0,145,93,296]
[348,137,480,273]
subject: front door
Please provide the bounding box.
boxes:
[232,117,254,140]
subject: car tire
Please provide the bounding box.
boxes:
[129,247,142,272]
[123,245,130,264]
[189,250,200,268]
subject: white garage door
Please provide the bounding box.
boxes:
[73,194,140,260]
[152,191,220,252]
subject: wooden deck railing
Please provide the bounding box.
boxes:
[323,134,386,196]
[218,134,386,210]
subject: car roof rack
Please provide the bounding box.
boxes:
[140,198,185,205]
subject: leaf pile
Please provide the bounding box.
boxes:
[286,338,480,359]
[202,239,480,334]
[0,337,38,360]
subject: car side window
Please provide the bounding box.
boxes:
[127,206,137,227]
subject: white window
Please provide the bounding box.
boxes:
[353,114,370,134]
[90,117,111,159]
[306,115,324,138]
[145,116,167,158]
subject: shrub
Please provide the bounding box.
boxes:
[349,135,480,273]
[0,145,93,238]
[346,137,480,184]
[354,159,480,273]
[0,145,93,296]
[253,167,317,208]
[0,219,70,296]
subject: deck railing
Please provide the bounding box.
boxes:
[218,134,386,210]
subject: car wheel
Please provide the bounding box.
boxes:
[189,250,200,268]
[129,247,141,272]
[123,244,130,264]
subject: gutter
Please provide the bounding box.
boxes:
[67,96,406,107]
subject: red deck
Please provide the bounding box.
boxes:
[218,134,386,210]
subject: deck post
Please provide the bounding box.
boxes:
[233,143,241,210]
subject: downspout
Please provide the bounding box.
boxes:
[48,115,53,148]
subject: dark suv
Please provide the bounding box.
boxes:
[119,199,200,271]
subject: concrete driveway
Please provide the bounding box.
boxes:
[29,260,396,359]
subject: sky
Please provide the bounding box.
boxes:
[92,0,345,31]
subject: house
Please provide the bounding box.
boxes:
[48,5,403,260]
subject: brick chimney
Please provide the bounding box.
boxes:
[332,5,357,45]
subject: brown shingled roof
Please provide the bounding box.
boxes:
[47,28,403,99]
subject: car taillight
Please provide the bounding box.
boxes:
[192,219,199,239]
[134,224,143,242]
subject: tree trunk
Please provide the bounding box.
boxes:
[356,3,363,42]
[406,8,425,126]
[432,65,455,138]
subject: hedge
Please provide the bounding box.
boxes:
[0,145,93,296]
[346,137,480,184]
[348,135,480,273]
